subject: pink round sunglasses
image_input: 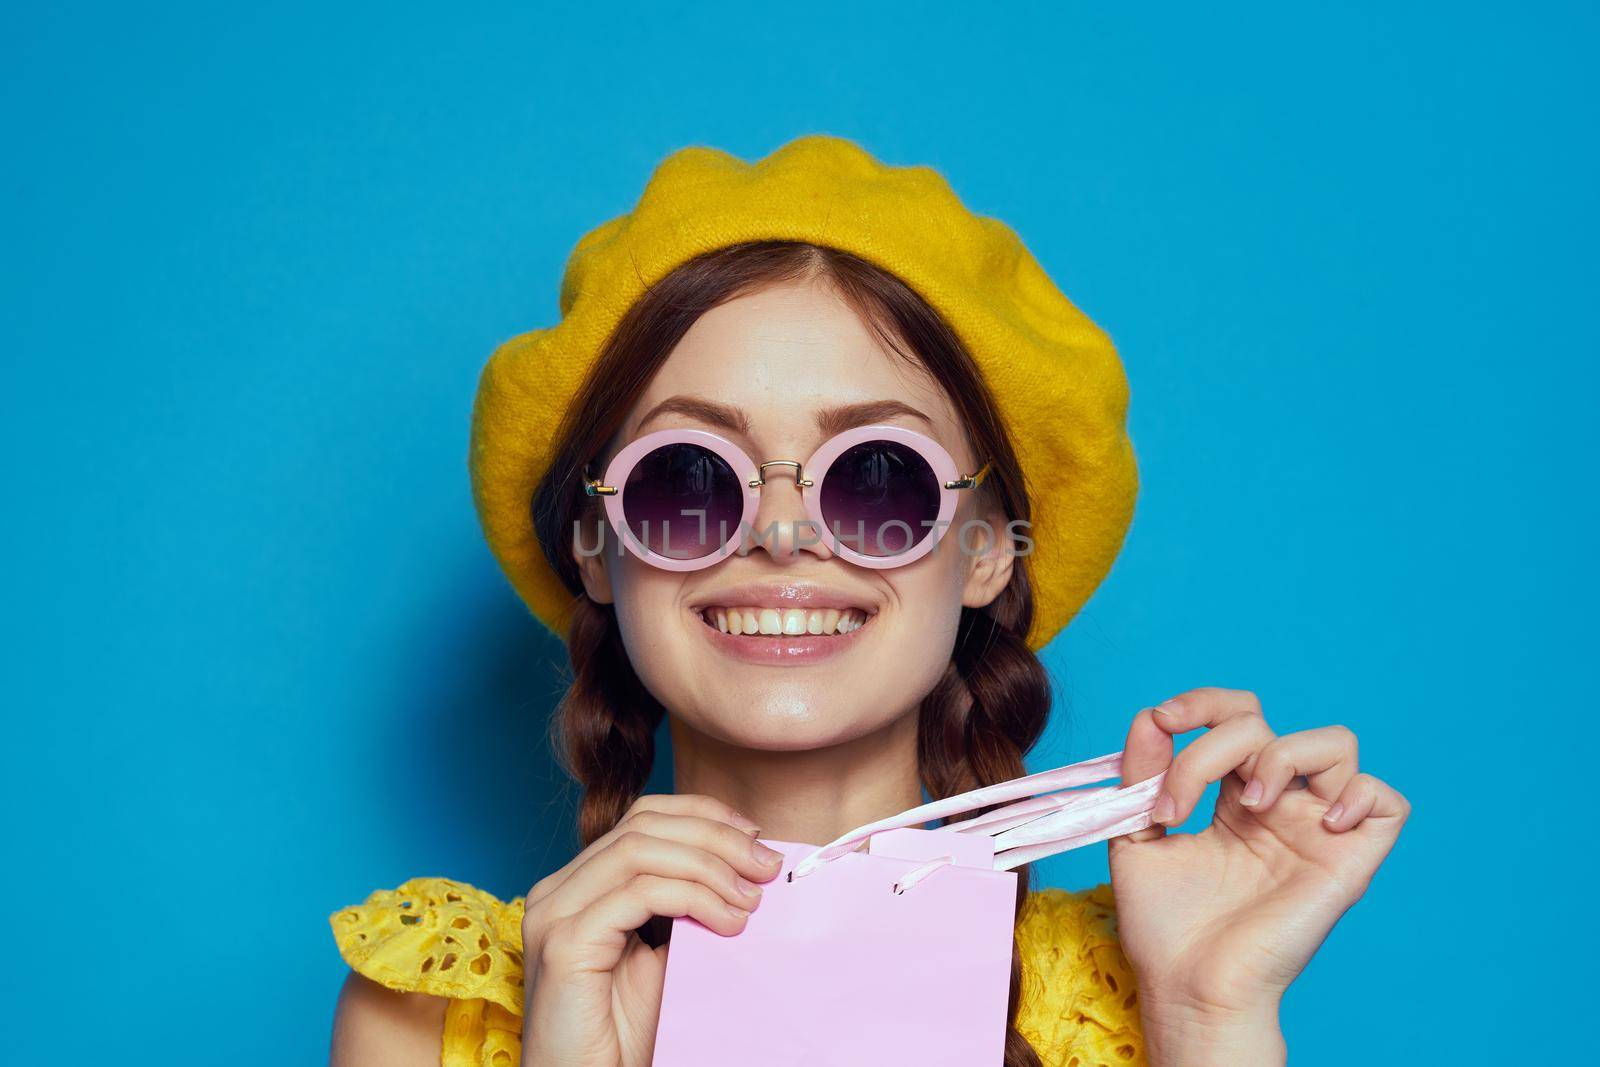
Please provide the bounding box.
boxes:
[583,424,991,571]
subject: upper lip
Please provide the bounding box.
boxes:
[687,580,881,614]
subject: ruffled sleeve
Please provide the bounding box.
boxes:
[1016,886,1146,1066]
[331,878,528,1067]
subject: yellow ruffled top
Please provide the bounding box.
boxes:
[331,878,1145,1066]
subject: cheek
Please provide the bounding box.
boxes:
[875,557,968,688]
[607,557,693,688]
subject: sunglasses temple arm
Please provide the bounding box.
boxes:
[944,462,991,491]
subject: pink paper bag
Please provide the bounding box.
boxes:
[652,751,1163,1066]
[653,831,1018,1066]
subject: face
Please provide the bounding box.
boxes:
[574,276,1014,752]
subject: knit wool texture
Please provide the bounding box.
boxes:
[469,135,1138,650]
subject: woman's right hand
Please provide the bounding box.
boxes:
[519,794,785,1067]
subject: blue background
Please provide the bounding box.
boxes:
[5,2,1593,1061]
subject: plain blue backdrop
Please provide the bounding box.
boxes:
[4,2,1594,1062]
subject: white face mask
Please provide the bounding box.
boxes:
[790,750,1166,888]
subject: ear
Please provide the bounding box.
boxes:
[572,518,615,605]
[959,509,1016,610]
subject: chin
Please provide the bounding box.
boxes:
[682,692,907,753]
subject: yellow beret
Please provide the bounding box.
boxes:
[469,135,1137,650]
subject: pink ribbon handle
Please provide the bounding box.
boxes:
[790,750,1164,881]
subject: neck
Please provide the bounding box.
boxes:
[668,712,923,846]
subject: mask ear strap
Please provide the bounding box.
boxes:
[790,751,1159,880]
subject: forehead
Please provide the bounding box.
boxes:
[623,278,962,442]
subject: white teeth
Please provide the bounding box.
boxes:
[703,606,869,638]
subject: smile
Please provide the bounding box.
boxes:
[687,581,880,664]
[698,606,871,637]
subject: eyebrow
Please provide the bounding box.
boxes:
[634,395,934,438]
[635,395,751,435]
[815,400,933,437]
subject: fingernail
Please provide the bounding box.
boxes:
[1240,779,1263,806]
[735,876,764,902]
[1152,793,1176,825]
[726,903,750,921]
[752,841,783,867]
[729,811,762,836]
[1323,802,1345,825]
[1152,700,1181,723]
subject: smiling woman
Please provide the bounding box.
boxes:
[328,138,1408,1067]
[536,240,1036,795]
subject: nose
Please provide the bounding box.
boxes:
[744,462,832,564]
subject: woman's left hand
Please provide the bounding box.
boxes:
[1107,687,1410,1067]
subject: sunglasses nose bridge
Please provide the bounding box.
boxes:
[744,457,828,563]
[749,459,814,489]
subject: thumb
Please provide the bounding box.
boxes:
[1115,706,1174,844]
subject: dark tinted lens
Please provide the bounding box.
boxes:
[621,443,743,559]
[819,440,941,557]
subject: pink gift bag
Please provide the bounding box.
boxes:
[652,752,1163,1066]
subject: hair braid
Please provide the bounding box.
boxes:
[918,591,1051,1067]
[554,596,665,846]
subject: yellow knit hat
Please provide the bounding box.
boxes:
[469,135,1137,650]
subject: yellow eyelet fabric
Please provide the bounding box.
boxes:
[1015,885,1147,1066]
[331,878,1144,1066]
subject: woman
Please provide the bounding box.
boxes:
[329,137,1408,1066]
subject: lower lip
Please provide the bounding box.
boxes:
[694,614,871,664]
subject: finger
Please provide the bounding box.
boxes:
[564,808,779,896]
[1242,726,1359,809]
[624,792,764,835]
[608,874,751,938]
[535,811,784,921]
[621,810,786,881]
[1154,712,1276,825]
[545,875,751,972]
[1115,707,1173,843]
[1323,773,1409,833]
[539,830,768,923]
[1122,706,1175,785]
[1150,687,1266,741]
[529,794,761,903]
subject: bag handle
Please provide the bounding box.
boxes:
[790,750,1164,881]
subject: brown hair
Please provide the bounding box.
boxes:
[531,242,1051,1066]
